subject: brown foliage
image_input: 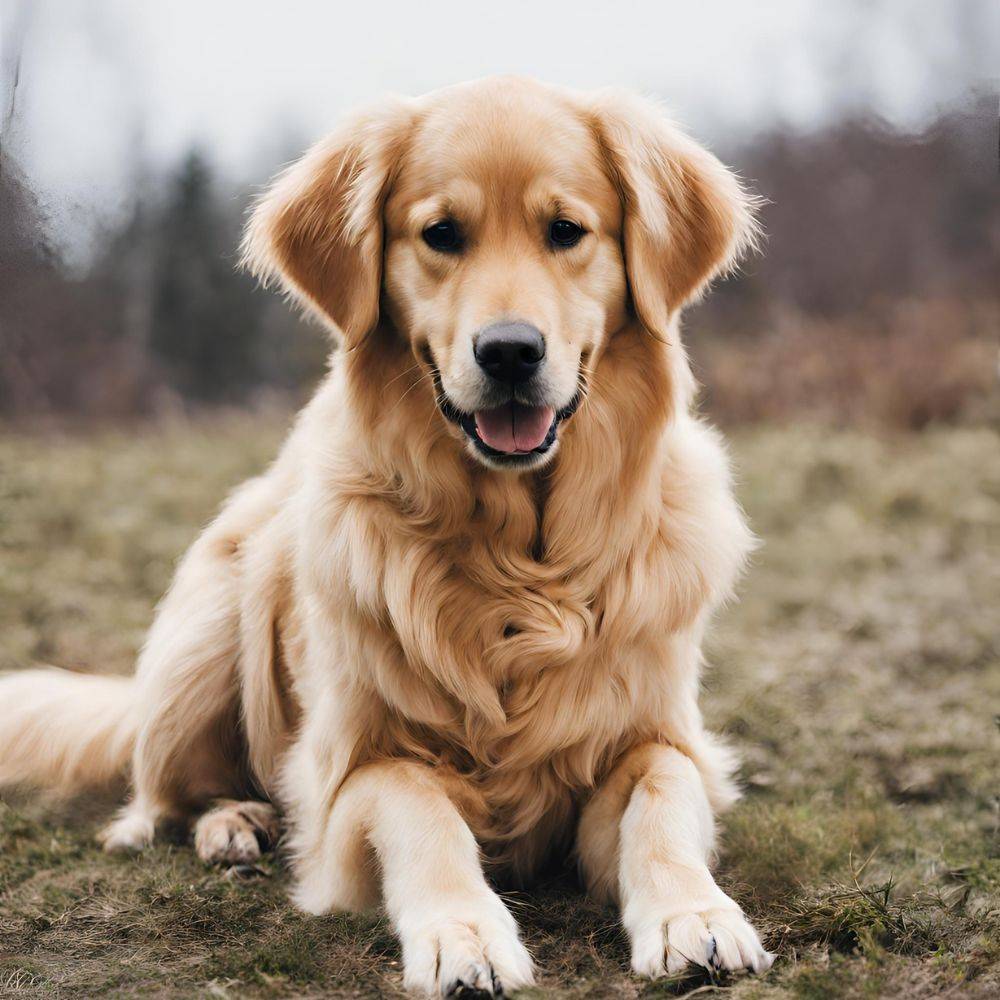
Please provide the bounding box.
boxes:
[694,299,998,428]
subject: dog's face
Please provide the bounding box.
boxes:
[245,78,757,471]
[381,86,627,469]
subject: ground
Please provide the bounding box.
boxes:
[1,414,997,998]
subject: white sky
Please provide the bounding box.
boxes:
[3,0,997,259]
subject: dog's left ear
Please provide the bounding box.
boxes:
[586,90,760,338]
[242,98,415,346]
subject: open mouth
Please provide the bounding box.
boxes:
[463,402,559,459]
[429,366,580,466]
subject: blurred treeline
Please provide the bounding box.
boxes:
[690,89,999,428]
[2,150,326,419]
[2,91,997,428]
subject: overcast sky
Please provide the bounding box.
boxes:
[3,0,997,259]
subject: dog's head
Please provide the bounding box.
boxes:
[244,78,757,471]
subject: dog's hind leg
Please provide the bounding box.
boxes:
[100,643,244,852]
[101,480,278,852]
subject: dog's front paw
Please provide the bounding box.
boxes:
[399,899,534,997]
[628,901,773,978]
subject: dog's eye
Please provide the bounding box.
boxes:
[548,219,585,248]
[422,220,463,253]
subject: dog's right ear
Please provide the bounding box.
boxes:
[242,98,415,346]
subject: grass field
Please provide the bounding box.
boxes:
[1,415,998,998]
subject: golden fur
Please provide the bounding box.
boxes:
[0,77,772,994]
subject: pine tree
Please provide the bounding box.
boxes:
[149,150,262,402]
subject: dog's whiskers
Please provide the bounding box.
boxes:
[382,361,424,392]
[382,365,434,421]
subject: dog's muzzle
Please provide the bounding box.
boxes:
[462,322,557,458]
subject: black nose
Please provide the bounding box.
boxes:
[473,323,546,384]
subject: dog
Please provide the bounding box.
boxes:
[0,77,772,996]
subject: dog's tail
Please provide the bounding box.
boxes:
[0,668,137,794]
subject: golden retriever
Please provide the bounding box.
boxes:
[0,77,772,995]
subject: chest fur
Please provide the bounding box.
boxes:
[338,487,697,771]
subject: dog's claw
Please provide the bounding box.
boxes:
[444,965,500,999]
[223,863,268,880]
[445,986,494,1000]
[634,904,771,978]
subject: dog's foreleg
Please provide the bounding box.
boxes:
[290,759,534,998]
[578,743,773,977]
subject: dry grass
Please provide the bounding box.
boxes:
[1,414,998,998]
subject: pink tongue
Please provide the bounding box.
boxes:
[474,402,555,454]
